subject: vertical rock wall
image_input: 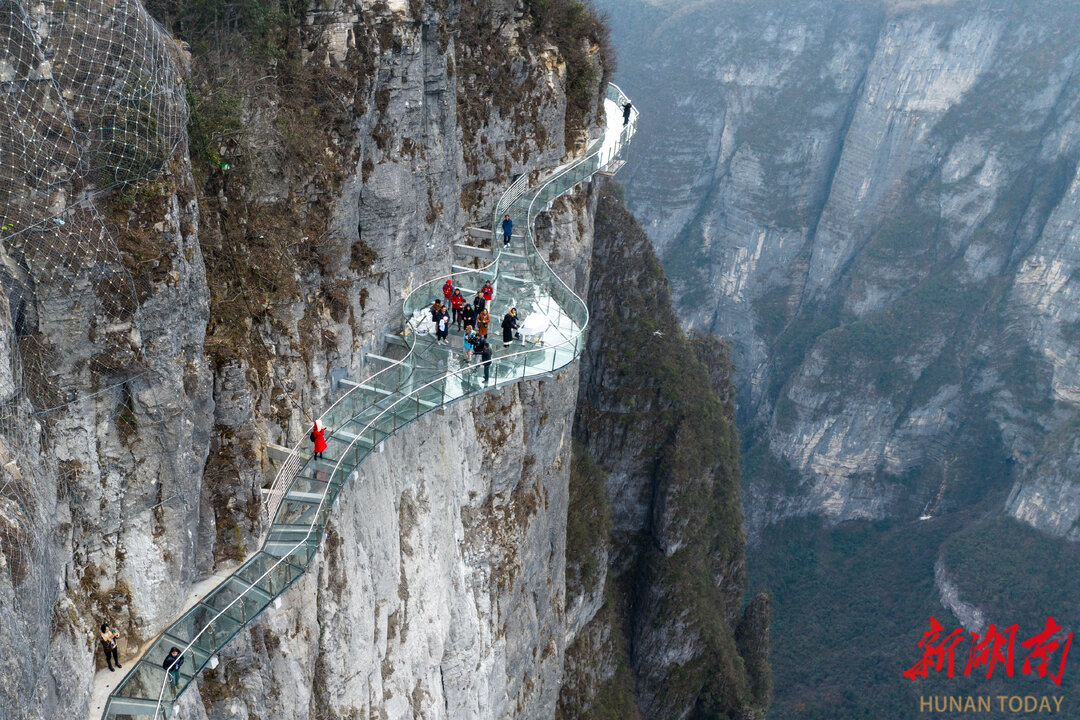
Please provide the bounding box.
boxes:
[188,178,599,720]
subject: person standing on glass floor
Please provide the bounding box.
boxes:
[480,340,493,384]
[502,214,514,247]
[501,308,520,347]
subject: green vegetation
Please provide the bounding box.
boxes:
[1005,343,1054,415]
[566,443,611,603]
[752,510,1080,720]
[742,439,804,497]
[764,293,848,405]
[942,515,1080,633]
[562,187,767,718]
[556,597,643,720]
[862,190,941,264]
[186,84,243,171]
[145,0,303,58]
[751,515,962,720]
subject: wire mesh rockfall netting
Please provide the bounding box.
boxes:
[0,0,187,713]
[1,0,188,420]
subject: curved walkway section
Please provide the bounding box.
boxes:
[100,83,637,719]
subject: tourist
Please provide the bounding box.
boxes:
[502,214,513,247]
[311,420,326,460]
[481,280,494,304]
[100,623,121,672]
[477,307,490,339]
[480,340,493,384]
[463,325,478,361]
[622,101,632,126]
[436,310,449,344]
[450,288,465,329]
[501,308,520,347]
[461,302,475,332]
[442,278,453,301]
[162,647,184,694]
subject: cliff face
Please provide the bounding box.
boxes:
[1,0,615,717]
[601,0,1080,538]
[559,188,769,720]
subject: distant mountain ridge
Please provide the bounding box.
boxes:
[601,0,1080,539]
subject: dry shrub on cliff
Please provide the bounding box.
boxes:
[456,0,613,201]
[525,0,614,145]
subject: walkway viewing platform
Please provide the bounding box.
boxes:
[97,83,638,720]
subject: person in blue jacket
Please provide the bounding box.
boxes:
[463,325,478,362]
[502,214,513,247]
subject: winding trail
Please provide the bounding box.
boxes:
[98,83,637,719]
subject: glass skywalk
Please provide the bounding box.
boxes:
[100,83,637,720]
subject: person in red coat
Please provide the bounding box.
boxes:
[481,280,493,303]
[443,279,453,301]
[450,289,465,329]
[311,420,327,460]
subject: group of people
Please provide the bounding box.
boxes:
[437,277,494,344]
[432,277,523,382]
[99,620,185,695]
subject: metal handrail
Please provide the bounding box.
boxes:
[262,340,418,523]
[149,341,420,718]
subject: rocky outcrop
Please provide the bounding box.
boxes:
[559,188,768,720]
[933,557,986,635]
[0,0,212,706]
[602,0,1080,538]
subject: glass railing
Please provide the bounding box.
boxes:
[102,82,636,719]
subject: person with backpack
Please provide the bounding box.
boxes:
[100,623,121,672]
[463,325,478,362]
[477,307,491,339]
[311,420,326,460]
[461,302,476,334]
[502,214,514,247]
[501,308,520,347]
[479,340,493,384]
[450,289,465,329]
[162,647,184,695]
